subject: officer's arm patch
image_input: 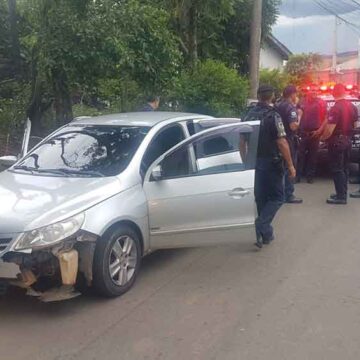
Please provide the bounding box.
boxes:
[275,115,286,138]
[290,110,298,121]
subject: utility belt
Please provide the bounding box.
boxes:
[287,135,300,150]
[300,130,318,136]
[328,134,351,149]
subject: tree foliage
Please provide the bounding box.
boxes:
[259,68,294,98]
[285,53,323,85]
[173,60,249,116]
[0,0,281,140]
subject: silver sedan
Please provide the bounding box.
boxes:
[0,112,259,301]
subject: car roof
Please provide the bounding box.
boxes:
[71,112,212,127]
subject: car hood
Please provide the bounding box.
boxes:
[0,171,123,234]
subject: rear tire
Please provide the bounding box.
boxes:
[92,225,141,297]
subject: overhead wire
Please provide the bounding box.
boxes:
[348,0,360,8]
[313,0,360,35]
[325,0,360,24]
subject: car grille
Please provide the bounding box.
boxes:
[0,238,12,253]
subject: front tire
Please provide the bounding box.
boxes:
[92,225,141,297]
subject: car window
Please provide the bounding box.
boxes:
[141,124,186,176]
[195,132,244,175]
[14,125,149,177]
[187,121,195,136]
[152,126,256,181]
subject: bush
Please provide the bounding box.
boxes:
[259,69,294,99]
[172,60,249,117]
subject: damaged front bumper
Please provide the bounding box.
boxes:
[0,231,98,302]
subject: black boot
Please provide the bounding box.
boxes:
[326,197,347,205]
[350,190,360,198]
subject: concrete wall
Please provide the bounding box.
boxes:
[260,42,285,71]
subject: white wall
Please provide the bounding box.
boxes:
[260,42,285,70]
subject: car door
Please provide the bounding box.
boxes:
[143,122,259,249]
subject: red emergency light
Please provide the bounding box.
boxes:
[320,85,327,92]
[346,84,354,90]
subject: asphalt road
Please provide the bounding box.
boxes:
[1,180,360,360]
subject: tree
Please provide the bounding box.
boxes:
[173,59,249,116]
[285,53,323,85]
[154,0,236,67]
[221,0,281,73]
[259,68,293,98]
[0,0,282,141]
[7,0,22,74]
[16,0,180,132]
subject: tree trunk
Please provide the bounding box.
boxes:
[188,2,198,67]
[27,50,51,137]
[7,0,21,74]
[52,68,73,128]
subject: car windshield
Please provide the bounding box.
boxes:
[13,125,150,177]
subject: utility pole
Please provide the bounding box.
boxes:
[249,0,263,99]
[332,16,338,74]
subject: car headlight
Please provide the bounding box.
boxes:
[15,213,85,250]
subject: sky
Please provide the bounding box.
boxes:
[273,0,360,55]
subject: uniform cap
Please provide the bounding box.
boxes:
[257,85,274,95]
[283,85,297,98]
[258,84,274,94]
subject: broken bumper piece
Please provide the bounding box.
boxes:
[0,232,97,301]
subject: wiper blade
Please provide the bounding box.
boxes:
[48,168,105,177]
[13,165,36,173]
[13,166,71,176]
[13,166,105,177]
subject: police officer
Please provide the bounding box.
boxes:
[321,84,358,204]
[244,85,296,248]
[297,90,327,183]
[140,96,160,112]
[276,85,303,203]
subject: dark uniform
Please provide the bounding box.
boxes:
[297,97,326,181]
[328,99,358,200]
[276,99,298,200]
[140,103,155,112]
[244,102,286,244]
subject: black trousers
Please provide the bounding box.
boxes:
[255,158,284,241]
[284,138,297,200]
[297,134,320,179]
[328,137,351,199]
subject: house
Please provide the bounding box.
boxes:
[260,34,292,71]
[311,51,360,87]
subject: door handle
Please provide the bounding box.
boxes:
[228,188,250,198]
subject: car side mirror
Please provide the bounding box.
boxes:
[0,155,17,169]
[151,165,163,181]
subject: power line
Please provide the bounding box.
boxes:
[349,0,360,8]
[323,0,359,14]
[325,0,360,24]
[327,0,358,12]
[313,0,360,35]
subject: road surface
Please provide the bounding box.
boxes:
[1,180,360,360]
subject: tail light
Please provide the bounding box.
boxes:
[320,85,327,92]
[346,84,354,90]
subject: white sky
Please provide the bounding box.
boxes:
[273,0,360,54]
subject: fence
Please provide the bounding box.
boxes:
[0,133,22,157]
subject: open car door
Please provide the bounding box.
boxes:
[143,122,260,250]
